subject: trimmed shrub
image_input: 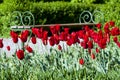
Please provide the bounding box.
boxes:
[30,2,97,24]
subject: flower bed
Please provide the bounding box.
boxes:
[0,21,120,79]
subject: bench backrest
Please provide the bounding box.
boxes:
[10,10,104,31]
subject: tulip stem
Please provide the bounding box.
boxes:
[26,30,33,46]
[62,42,66,53]
[101,49,106,73]
[22,42,25,51]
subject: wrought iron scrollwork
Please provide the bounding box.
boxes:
[10,11,35,28]
[92,10,104,23]
[79,11,93,23]
[79,10,104,23]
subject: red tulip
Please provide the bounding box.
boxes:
[32,28,38,36]
[20,30,29,42]
[111,27,119,36]
[96,23,101,29]
[91,53,95,59]
[85,31,91,37]
[116,42,120,48]
[6,46,10,51]
[32,28,43,39]
[98,30,103,38]
[104,23,110,34]
[93,31,103,43]
[58,45,62,50]
[84,25,90,31]
[55,24,60,32]
[0,39,3,48]
[16,50,24,60]
[54,34,60,45]
[109,20,115,27]
[64,28,70,34]
[10,31,18,43]
[83,35,89,43]
[107,33,110,43]
[113,36,118,43]
[26,46,33,53]
[37,28,43,39]
[88,40,93,49]
[78,30,85,38]
[50,26,57,35]
[96,48,100,53]
[42,39,48,45]
[43,31,48,40]
[49,36,55,46]
[31,37,36,44]
[66,39,72,46]
[98,38,107,49]
[89,29,95,38]
[88,49,91,54]
[79,58,84,65]
[59,32,67,41]
[81,41,88,49]
[70,32,78,44]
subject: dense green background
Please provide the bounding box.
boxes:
[0,0,120,37]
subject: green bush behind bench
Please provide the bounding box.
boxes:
[0,1,120,37]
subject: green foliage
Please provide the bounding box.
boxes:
[98,3,120,26]
[34,0,71,2]
[0,11,11,37]
[71,0,95,4]
[0,44,120,79]
[105,0,120,4]
[70,0,120,4]
[0,0,3,3]
[30,2,96,24]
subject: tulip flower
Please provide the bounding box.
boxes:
[88,40,93,49]
[109,20,115,27]
[16,50,24,60]
[55,24,60,32]
[26,46,33,53]
[96,48,100,53]
[113,36,118,43]
[43,31,48,40]
[6,46,10,51]
[84,25,90,31]
[64,28,70,34]
[79,58,84,65]
[31,37,36,44]
[0,39,3,48]
[10,31,18,43]
[49,36,55,46]
[58,45,62,50]
[91,53,95,59]
[104,23,110,34]
[111,27,119,36]
[96,23,101,29]
[19,30,29,42]
[50,26,57,35]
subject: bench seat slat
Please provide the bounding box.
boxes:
[11,23,96,29]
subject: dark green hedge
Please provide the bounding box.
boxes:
[1,1,120,25]
[30,2,97,24]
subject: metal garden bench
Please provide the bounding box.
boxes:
[10,11,104,31]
